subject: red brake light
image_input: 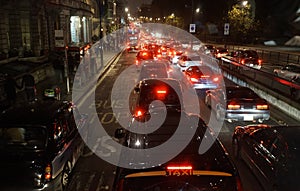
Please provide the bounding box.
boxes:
[166,165,193,176]
[190,77,198,82]
[258,59,262,65]
[135,110,143,117]
[200,75,210,78]
[213,77,219,82]
[256,104,268,110]
[241,59,245,64]
[45,164,52,180]
[167,166,193,170]
[157,90,167,94]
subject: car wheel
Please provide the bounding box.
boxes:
[61,161,72,190]
[232,138,240,159]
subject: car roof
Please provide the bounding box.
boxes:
[0,100,71,126]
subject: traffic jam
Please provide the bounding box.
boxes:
[0,21,299,191]
[106,23,299,191]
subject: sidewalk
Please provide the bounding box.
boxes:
[2,50,121,111]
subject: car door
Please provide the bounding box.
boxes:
[241,130,276,189]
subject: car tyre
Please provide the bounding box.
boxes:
[61,160,72,190]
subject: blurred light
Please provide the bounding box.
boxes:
[196,8,200,13]
[242,1,248,7]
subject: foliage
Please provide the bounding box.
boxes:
[165,15,184,29]
[227,4,261,43]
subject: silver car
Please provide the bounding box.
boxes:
[205,86,270,123]
[273,64,300,80]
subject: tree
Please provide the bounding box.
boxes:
[227,3,260,43]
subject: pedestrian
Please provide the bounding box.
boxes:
[21,72,36,102]
[3,74,21,106]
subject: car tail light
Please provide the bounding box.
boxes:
[190,77,198,83]
[258,59,262,65]
[142,52,148,56]
[135,109,144,117]
[135,59,139,65]
[157,54,162,58]
[156,90,167,94]
[228,104,240,110]
[44,164,52,180]
[241,59,245,64]
[166,165,193,176]
[167,166,193,170]
[213,77,219,82]
[200,75,210,78]
[256,104,268,110]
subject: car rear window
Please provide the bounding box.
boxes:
[139,84,180,107]
[0,127,47,149]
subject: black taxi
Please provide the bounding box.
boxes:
[0,100,88,190]
[113,77,242,191]
[113,113,243,191]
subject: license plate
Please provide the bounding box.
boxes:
[244,115,253,121]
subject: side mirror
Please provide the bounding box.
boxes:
[114,128,126,139]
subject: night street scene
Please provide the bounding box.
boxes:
[0,0,300,190]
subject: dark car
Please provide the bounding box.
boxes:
[126,42,140,53]
[113,114,243,191]
[232,124,300,191]
[129,78,182,118]
[135,50,155,66]
[214,47,229,59]
[0,100,88,190]
[205,86,270,123]
[137,60,169,82]
[223,49,262,69]
[184,65,220,91]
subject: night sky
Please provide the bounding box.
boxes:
[142,0,300,37]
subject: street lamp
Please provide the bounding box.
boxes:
[125,7,129,13]
[242,1,248,7]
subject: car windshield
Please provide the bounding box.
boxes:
[227,88,260,99]
[0,127,47,150]
[243,50,259,58]
[139,82,181,108]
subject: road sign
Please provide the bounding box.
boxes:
[224,23,229,35]
[189,24,196,33]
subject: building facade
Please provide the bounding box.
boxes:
[0,0,98,60]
